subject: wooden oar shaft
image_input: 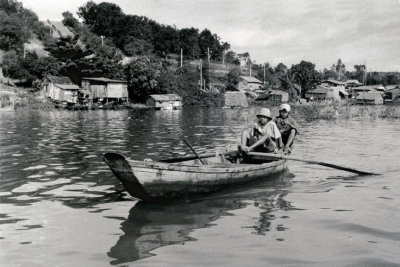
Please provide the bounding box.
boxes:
[183,138,205,164]
[247,152,376,175]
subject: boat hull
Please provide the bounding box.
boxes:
[104,152,287,201]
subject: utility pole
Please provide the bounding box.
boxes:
[249,60,252,77]
[207,48,211,90]
[263,63,266,84]
[199,59,202,89]
[180,49,183,69]
[364,59,367,85]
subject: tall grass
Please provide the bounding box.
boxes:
[291,101,400,121]
[228,101,400,123]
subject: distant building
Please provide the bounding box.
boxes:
[383,86,400,102]
[256,90,288,103]
[146,94,182,110]
[306,85,337,101]
[42,75,80,103]
[352,85,384,93]
[345,79,362,88]
[356,91,384,105]
[238,76,263,92]
[321,79,346,87]
[81,77,128,103]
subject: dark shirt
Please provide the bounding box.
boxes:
[274,116,299,137]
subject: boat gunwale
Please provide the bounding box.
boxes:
[127,158,286,174]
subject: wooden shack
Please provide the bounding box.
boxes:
[268,90,289,103]
[81,77,128,103]
[383,86,400,102]
[42,76,80,103]
[146,94,182,110]
[305,85,345,101]
[356,91,383,105]
[238,76,263,92]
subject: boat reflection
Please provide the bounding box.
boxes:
[108,170,293,265]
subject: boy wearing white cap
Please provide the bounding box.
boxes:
[274,103,299,155]
[239,108,283,154]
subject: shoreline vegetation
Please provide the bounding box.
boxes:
[2,85,400,121]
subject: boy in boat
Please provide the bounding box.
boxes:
[273,103,299,155]
[239,108,283,154]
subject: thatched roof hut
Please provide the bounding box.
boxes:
[224,91,248,107]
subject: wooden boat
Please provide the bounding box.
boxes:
[104,151,287,202]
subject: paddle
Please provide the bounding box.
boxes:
[183,138,205,164]
[247,152,377,175]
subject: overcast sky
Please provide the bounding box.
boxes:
[19,0,400,72]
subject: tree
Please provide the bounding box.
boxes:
[0,11,30,51]
[198,29,226,60]
[224,50,239,65]
[321,68,338,80]
[279,70,301,103]
[0,0,22,14]
[274,63,288,76]
[226,67,241,91]
[255,62,274,85]
[62,11,80,29]
[335,58,346,80]
[123,36,154,56]
[77,45,124,81]
[353,64,367,84]
[124,56,164,102]
[179,27,200,59]
[2,50,61,87]
[152,25,179,56]
[77,1,124,37]
[290,60,321,98]
[45,36,90,62]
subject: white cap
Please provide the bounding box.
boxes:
[256,108,272,118]
[279,103,291,112]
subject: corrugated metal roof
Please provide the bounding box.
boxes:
[385,85,400,90]
[82,77,127,83]
[147,94,182,101]
[356,91,383,100]
[345,79,361,84]
[356,85,383,90]
[55,84,80,90]
[47,75,73,84]
[324,79,345,85]
[239,76,263,83]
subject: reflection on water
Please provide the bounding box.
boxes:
[108,172,291,265]
[1,108,400,265]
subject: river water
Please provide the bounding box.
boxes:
[0,108,399,266]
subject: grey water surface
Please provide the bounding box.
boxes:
[0,108,399,266]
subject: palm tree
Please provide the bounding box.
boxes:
[279,71,301,104]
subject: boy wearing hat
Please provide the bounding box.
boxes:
[274,103,299,155]
[239,108,283,154]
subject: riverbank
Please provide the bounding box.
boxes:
[2,85,400,120]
